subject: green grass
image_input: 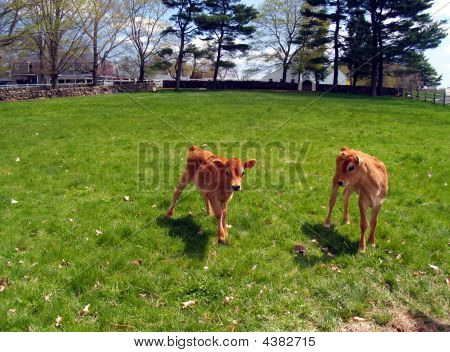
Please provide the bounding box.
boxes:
[0,90,448,331]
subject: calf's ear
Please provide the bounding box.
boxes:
[338,151,347,159]
[355,155,364,166]
[244,159,257,169]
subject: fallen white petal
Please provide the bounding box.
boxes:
[55,316,62,327]
[182,300,197,309]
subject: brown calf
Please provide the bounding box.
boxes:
[324,147,388,252]
[166,146,256,243]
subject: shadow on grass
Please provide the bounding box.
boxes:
[294,222,359,267]
[409,310,450,332]
[156,215,209,259]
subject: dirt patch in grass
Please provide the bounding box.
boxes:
[340,308,450,332]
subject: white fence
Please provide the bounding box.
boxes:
[404,88,450,106]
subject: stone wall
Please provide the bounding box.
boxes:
[0,82,154,102]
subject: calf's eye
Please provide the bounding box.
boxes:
[348,165,355,172]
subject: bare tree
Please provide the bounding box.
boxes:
[123,0,167,82]
[0,0,29,48]
[252,0,304,83]
[73,0,127,85]
[31,0,89,88]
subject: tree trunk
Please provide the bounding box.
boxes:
[352,72,358,87]
[369,1,378,97]
[213,28,225,89]
[376,31,384,96]
[213,43,222,89]
[191,55,197,79]
[175,32,185,91]
[282,62,289,83]
[50,45,59,89]
[332,0,341,91]
[39,48,45,84]
[50,73,58,89]
[92,22,99,86]
[138,53,145,82]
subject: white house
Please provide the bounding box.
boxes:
[262,68,348,91]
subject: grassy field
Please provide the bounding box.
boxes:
[0,90,449,331]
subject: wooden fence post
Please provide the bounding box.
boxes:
[433,93,436,104]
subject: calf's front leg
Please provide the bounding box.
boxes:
[208,195,226,244]
[324,180,339,227]
[343,187,351,224]
[221,202,228,240]
[358,197,368,252]
[167,170,190,217]
[368,204,381,248]
[202,193,212,216]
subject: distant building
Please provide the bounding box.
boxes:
[262,67,349,91]
[9,57,124,85]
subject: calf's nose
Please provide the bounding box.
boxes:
[338,180,344,187]
[232,185,241,191]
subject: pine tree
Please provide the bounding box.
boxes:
[195,0,257,88]
[292,7,330,85]
[163,0,204,91]
[396,52,442,89]
[340,8,371,86]
[353,0,447,96]
[184,44,213,78]
[303,0,346,90]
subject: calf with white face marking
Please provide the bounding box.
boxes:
[167,146,256,244]
[324,147,388,252]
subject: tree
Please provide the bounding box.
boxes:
[340,8,371,86]
[14,3,47,83]
[0,0,29,48]
[147,47,175,77]
[162,0,203,91]
[195,0,257,88]
[395,52,442,89]
[303,0,346,90]
[418,60,442,89]
[117,55,139,79]
[124,0,167,82]
[31,0,89,88]
[184,43,212,78]
[73,0,128,85]
[253,0,305,83]
[292,5,330,85]
[354,0,447,96]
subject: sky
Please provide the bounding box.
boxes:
[243,0,450,88]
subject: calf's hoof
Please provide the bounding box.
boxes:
[344,220,351,225]
[324,222,331,228]
[358,245,366,253]
[166,209,173,218]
